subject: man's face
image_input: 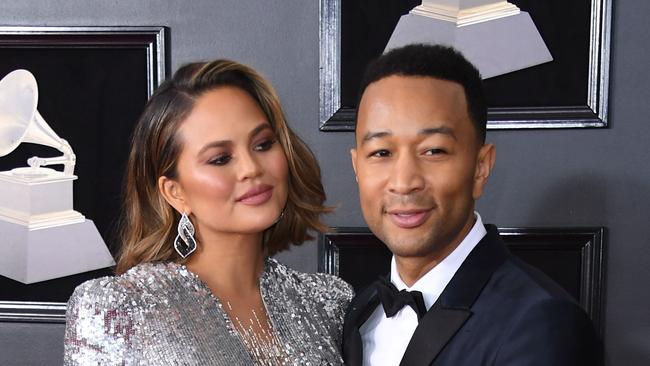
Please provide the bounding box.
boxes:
[351,75,494,260]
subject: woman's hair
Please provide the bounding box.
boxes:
[115,59,330,274]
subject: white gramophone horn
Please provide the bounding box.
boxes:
[0,69,114,284]
[0,69,76,175]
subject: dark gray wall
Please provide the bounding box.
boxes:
[0,0,648,365]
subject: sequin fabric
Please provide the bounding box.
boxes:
[64,258,354,365]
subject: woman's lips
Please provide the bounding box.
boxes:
[386,209,431,228]
[237,185,273,205]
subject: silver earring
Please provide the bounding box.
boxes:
[274,209,285,225]
[174,212,197,258]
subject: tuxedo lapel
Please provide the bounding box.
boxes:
[400,225,509,365]
[343,284,381,366]
[399,304,471,366]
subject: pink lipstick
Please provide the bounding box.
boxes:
[237,185,273,205]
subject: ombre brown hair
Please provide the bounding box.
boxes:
[115,60,330,274]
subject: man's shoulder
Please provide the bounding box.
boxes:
[456,227,588,323]
[440,248,601,364]
[469,226,579,307]
[490,254,578,306]
[466,250,593,337]
[482,256,602,364]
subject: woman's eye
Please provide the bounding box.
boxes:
[370,149,391,158]
[208,154,232,166]
[254,139,276,152]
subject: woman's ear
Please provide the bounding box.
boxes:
[158,176,189,214]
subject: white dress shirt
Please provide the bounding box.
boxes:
[360,212,487,366]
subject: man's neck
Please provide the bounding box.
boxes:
[394,214,477,287]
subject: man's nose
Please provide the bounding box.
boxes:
[387,153,425,195]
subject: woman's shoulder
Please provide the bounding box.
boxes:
[68,273,126,311]
[265,258,355,303]
[68,262,181,308]
[64,262,181,363]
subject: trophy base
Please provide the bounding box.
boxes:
[385,11,553,79]
[0,168,77,223]
[0,219,115,284]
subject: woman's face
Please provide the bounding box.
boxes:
[170,86,288,239]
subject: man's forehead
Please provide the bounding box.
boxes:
[355,75,472,139]
[358,124,457,144]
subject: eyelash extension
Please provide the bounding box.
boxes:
[208,154,232,166]
[208,139,278,166]
[254,138,277,151]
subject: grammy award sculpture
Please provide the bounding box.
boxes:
[385,0,553,79]
[0,69,114,284]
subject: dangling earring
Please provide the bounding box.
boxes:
[174,212,197,259]
[274,209,285,225]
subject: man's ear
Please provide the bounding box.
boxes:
[158,176,189,214]
[350,148,358,182]
[472,143,496,200]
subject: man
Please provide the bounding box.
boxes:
[343,44,602,366]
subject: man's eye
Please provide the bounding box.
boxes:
[370,149,391,158]
[254,139,276,152]
[424,148,446,156]
[208,154,232,166]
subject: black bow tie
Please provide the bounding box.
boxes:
[374,277,427,320]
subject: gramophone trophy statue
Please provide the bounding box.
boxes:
[0,69,114,284]
[385,0,553,79]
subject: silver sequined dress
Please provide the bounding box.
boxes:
[64,258,354,365]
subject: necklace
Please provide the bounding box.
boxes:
[226,301,288,365]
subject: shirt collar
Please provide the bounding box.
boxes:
[390,212,487,310]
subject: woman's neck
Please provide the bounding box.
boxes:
[184,230,276,347]
[184,230,266,298]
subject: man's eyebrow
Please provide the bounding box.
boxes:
[361,130,391,144]
[419,126,456,140]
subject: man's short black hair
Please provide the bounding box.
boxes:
[357,44,487,143]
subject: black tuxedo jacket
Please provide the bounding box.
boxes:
[342,225,602,366]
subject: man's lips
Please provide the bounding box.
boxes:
[236,185,273,205]
[386,208,432,228]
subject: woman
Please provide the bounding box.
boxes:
[64,60,353,365]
